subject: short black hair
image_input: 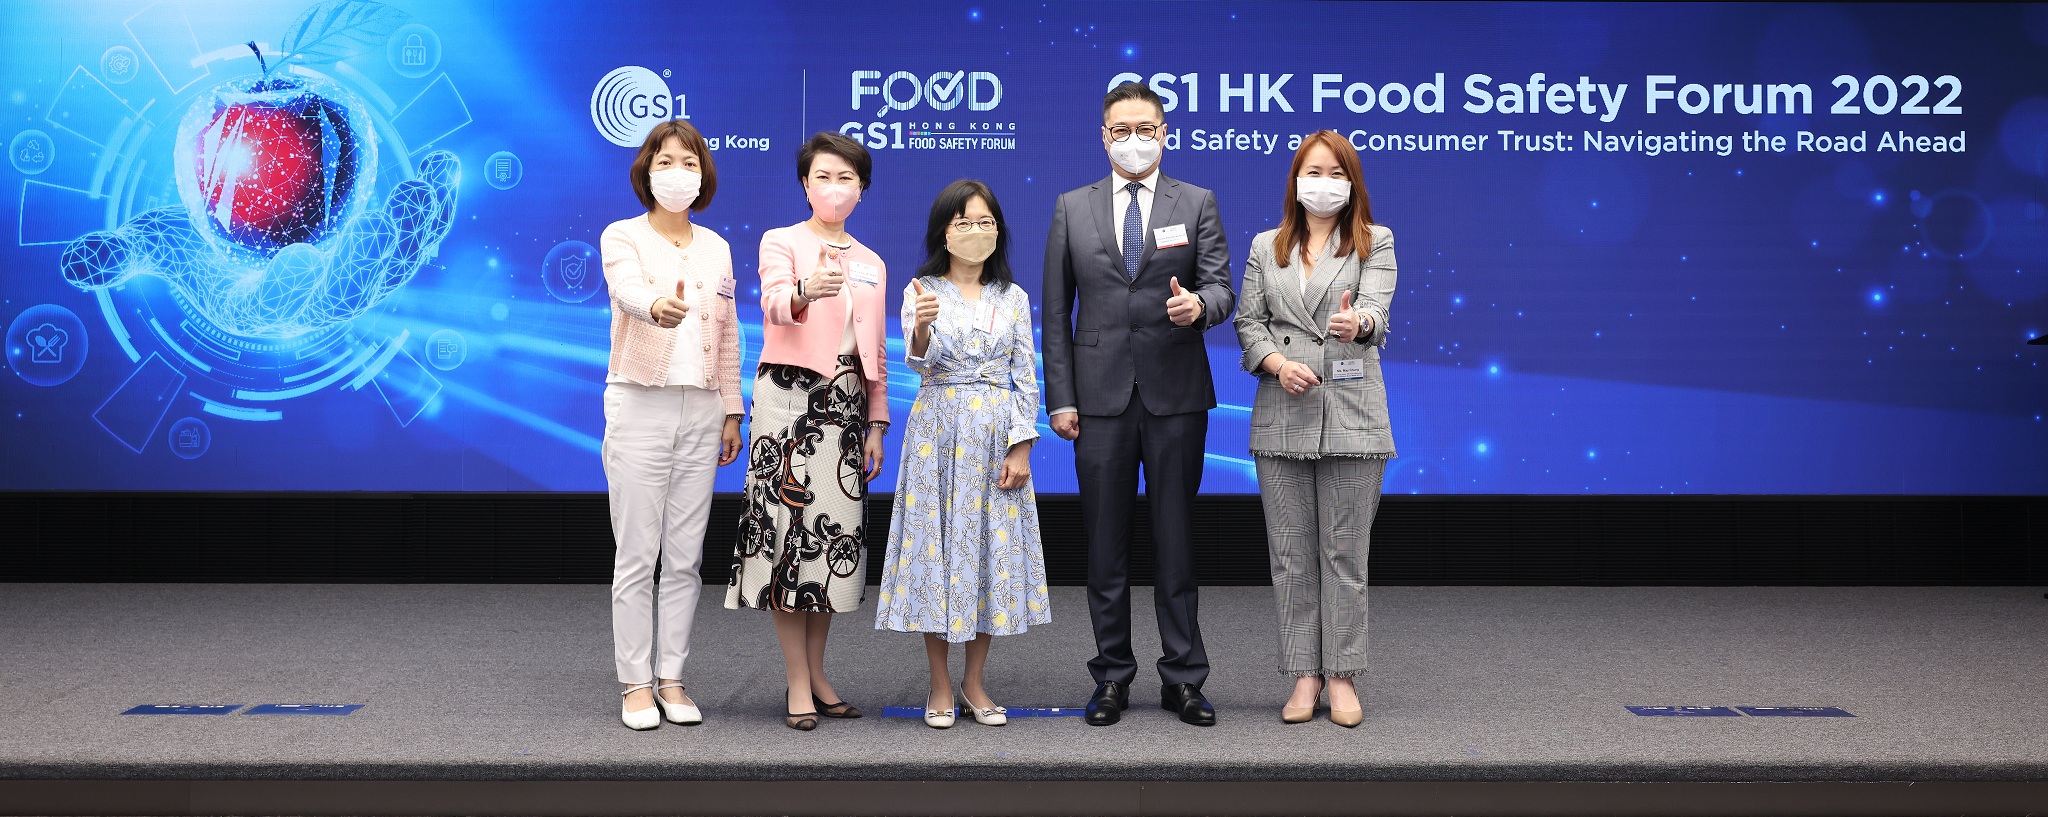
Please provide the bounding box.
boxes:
[1102,81,1165,122]
[915,179,1014,290]
[796,131,872,190]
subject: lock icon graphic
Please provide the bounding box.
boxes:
[401,34,427,66]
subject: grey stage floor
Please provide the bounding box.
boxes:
[0,584,2044,783]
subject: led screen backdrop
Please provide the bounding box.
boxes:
[2,1,2044,493]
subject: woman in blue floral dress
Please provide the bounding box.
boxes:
[876,180,1050,728]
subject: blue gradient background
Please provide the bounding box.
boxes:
[2,1,2044,493]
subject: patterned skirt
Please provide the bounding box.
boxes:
[725,355,869,613]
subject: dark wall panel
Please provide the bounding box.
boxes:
[2,493,2042,586]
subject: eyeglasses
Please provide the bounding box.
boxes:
[1104,123,1161,142]
[950,218,999,233]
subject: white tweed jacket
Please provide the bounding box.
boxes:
[599,214,743,416]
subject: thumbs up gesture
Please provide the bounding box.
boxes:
[1165,276,1202,327]
[803,245,846,301]
[1327,290,1362,343]
[652,278,691,329]
[910,279,940,332]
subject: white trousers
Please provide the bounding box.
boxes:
[603,382,723,684]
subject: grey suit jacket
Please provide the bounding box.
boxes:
[1234,225,1398,459]
[1042,173,1235,417]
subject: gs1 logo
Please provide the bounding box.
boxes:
[591,66,689,147]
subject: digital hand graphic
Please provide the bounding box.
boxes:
[56,40,459,339]
[58,150,457,339]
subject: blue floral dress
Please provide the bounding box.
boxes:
[875,277,1051,641]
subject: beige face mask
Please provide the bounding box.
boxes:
[947,229,998,264]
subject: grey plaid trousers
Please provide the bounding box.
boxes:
[1254,455,1386,678]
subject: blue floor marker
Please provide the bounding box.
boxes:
[122,704,243,715]
[1626,706,1742,717]
[1005,707,1085,718]
[245,704,364,716]
[1737,706,1854,717]
[881,706,1086,718]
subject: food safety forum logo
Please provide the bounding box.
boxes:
[841,69,1015,152]
[590,66,685,147]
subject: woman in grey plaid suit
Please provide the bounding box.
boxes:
[1233,130,1396,728]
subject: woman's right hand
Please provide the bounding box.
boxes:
[650,280,690,328]
[910,280,939,331]
[1277,359,1321,395]
[802,246,846,301]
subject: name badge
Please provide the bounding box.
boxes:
[973,300,998,334]
[1329,358,1365,381]
[717,276,736,300]
[1152,224,1189,249]
[848,260,881,285]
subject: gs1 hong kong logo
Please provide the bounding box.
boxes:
[591,66,689,147]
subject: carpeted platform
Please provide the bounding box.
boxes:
[2,583,2045,791]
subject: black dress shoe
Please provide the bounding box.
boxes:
[1085,681,1128,726]
[1161,683,1216,726]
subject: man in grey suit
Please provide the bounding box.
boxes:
[1042,82,1235,727]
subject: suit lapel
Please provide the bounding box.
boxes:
[1092,176,1123,275]
[1302,234,1348,315]
[1137,175,1183,281]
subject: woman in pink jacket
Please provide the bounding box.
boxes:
[725,132,889,731]
[598,120,743,731]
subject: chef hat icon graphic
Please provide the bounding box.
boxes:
[26,322,67,363]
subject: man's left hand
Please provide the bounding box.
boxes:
[1166,276,1202,327]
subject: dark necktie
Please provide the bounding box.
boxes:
[1121,181,1144,280]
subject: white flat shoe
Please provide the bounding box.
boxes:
[656,682,702,725]
[621,683,660,731]
[924,695,956,729]
[965,701,1007,726]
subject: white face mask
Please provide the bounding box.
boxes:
[649,167,701,213]
[1295,176,1350,218]
[1108,133,1162,175]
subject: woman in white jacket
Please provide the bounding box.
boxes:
[597,119,744,730]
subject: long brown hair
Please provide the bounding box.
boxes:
[1273,130,1374,268]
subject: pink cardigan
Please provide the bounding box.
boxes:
[756,224,889,422]
[600,215,744,416]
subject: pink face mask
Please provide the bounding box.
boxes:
[807,181,860,222]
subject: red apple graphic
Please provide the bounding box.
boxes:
[174,42,377,256]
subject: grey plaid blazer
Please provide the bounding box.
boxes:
[1233,225,1397,459]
